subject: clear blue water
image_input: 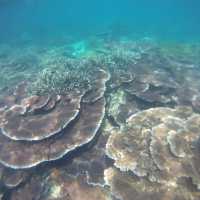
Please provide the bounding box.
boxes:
[0,0,200,44]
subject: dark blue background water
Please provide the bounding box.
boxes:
[0,0,200,44]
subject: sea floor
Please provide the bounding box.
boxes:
[0,36,200,200]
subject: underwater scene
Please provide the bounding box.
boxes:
[0,0,200,199]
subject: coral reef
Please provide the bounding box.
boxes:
[64,133,113,186]
[0,84,106,169]
[83,69,110,103]
[0,38,200,199]
[29,58,94,95]
[107,89,139,126]
[0,165,29,189]
[104,167,199,200]
[1,93,81,141]
[105,106,200,199]
[0,44,42,91]
[10,169,112,200]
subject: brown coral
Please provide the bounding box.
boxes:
[0,164,29,189]
[10,170,111,200]
[0,97,105,169]
[83,69,110,103]
[1,92,82,141]
[104,167,199,200]
[106,106,200,198]
[0,69,108,169]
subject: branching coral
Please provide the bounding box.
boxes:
[29,59,94,95]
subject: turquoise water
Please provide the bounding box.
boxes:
[0,0,200,44]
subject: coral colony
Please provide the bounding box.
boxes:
[0,38,200,199]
